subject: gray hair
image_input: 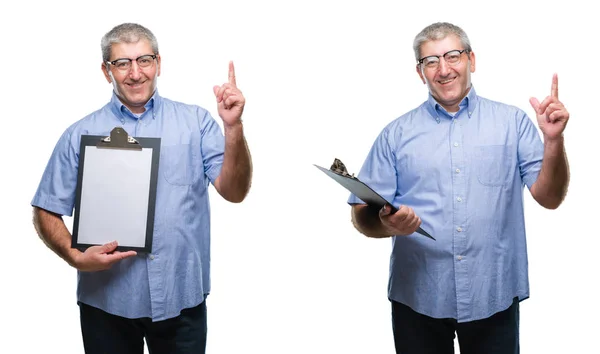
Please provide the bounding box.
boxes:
[101,23,159,62]
[413,22,472,62]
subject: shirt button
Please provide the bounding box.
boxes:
[457,227,463,232]
[457,197,462,202]
[454,142,459,147]
[455,168,460,174]
[149,254,155,260]
[457,255,463,261]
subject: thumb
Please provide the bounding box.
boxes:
[213,85,219,97]
[529,97,540,114]
[379,204,391,217]
[100,241,118,254]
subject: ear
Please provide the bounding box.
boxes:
[416,64,426,84]
[101,62,112,83]
[156,54,161,77]
[469,51,476,73]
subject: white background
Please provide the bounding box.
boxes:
[1,0,597,353]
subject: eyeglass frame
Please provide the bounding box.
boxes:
[105,54,158,71]
[417,49,470,68]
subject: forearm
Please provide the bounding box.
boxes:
[351,204,393,238]
[32,207,80,267]
[217,123,252,203]
[531,136,570,209]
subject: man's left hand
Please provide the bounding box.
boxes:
[213,61,245,127]
[529,73,569,140]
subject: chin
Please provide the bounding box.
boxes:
[443,94,459,102]
[127,94,150,104]
[441,89,461,100]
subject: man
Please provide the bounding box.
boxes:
[31,23,252,353]
[349,22,569,353]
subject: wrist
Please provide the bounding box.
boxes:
[542,135,565,158]
[67,248,84,270]
[224,121,244,135]
[543,134,564,148]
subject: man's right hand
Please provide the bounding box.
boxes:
[74,241,137,272]
[379,204,422,236]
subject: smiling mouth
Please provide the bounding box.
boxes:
[438,78,455,85]
[127,81,146,89]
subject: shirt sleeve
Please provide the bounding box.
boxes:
[517,111,544,189]
[198,108,225,183]
[348,127,398,205]
[31,128,80,216]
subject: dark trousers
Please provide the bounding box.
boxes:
[391,298,519,354]
[79,301,207,354]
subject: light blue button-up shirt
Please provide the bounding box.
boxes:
[348,87,544,322]
[32,91,224,321]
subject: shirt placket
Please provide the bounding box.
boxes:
[142,106,165,320]
[449,112,470,320]
[120,104,165,320]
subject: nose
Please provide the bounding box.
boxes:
[128,61,142,80]
[438,59,451,76]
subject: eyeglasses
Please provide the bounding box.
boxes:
[418,49,469,70]
[106,54,157,71]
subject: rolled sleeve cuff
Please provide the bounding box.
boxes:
[31,193,73,217]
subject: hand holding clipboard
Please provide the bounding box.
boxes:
[314,158,435,240]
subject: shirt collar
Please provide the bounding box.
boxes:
[109,90,161,121]
[425,85,478,123]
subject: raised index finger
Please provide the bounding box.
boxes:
[551,73,558,99]
[228,61,237,86]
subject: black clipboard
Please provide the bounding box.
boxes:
[72,127,161,253]
[314,161,435,240]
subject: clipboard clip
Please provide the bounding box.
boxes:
[330,158,357,179]
[97,127,142,150]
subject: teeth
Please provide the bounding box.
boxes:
[440,79,454,84]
